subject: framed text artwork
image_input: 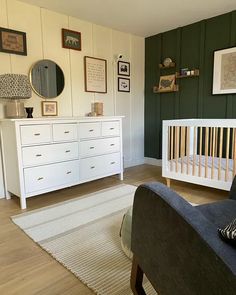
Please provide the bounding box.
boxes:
[0,27,27,56]
[213,47,236,94]
[84,56,107,93]
[42,101,58,116]
[62,28,81,51]
[118,77,130,92]
[118,61,130,76]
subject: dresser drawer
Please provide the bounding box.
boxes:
[24,160,79,193]
[79,122,101,139]
[79,153,121,181]
[22,142,79,167]
[101,121,120,137]
[79,137,120,158]
[20,124,51,145]
[53,123,77,142]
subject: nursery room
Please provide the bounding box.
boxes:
[0,0,236,294]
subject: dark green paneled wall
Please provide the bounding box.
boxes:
[145,11,236,159]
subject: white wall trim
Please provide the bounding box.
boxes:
[124,157,145,168]
[144,157,162,166]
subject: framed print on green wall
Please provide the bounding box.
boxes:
[213,47,236,94]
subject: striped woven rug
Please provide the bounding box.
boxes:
[12,184,156,295]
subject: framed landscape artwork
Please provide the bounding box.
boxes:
[0,27,27,55]
[213,47,236,94]
[62,28,81,51]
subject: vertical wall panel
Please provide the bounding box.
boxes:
[68,17,93,116]
[145,10,236,159]
[203,13,231,119]
[41,9,72,117]
[145,35,161,158]
[179,22,201,119]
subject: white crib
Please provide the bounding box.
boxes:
[162,119,236,191]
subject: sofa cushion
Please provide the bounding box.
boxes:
[218,218,236,243]
[196,199,236,228]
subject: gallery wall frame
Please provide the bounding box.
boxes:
[213,46,236,94]
[62,28,81,51]
[84,56,107,93]
[0,27,27,56]
[42,101,58,116]
[118,77,130,92]
[118,61,130,76]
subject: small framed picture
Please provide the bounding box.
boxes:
[62,28,81,51]
[118,61,130,76]
[118,77,130,92]
[42,101,58,116]
[0,27,27,56]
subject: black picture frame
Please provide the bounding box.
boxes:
[62,28,81,51]
[0,27,27,56]
[118,77,130,92]
[118,61,130,76]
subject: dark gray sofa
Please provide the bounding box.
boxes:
[130,179,236,295]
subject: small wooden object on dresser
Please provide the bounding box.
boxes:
[1,117,123,209]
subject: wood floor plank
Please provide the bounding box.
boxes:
[0,164,228,294]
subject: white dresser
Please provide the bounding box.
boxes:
[0,117,123,209]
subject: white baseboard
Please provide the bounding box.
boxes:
[124,157,145,168]
[144,157,162,166]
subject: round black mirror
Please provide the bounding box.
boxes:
[30,59,65,98]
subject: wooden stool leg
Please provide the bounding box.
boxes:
[166,178,171,187]
[130,256,147,295]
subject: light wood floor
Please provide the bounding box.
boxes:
[0,164,228,295]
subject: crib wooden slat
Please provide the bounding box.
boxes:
[170,126,174,171]
[232,128,235,159]
[215,127,218,157]
[234,128,236,176]
[175,126,180,173]
[211,127,215,179]
[180,127,185,173]
[205,127,209,178]
[186,127,190,174]
[193,127,197,176]
[218,127,223,181]
[209,127,213,157]
[225,127,230,182]
[199,127,202,177]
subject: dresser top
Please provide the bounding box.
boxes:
[0,116,124,124]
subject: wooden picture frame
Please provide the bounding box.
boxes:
[62,28,81,51]
[0,27,27,56]
[41,101,58,116]
[118,77,130,92]
[118,61,130,76]
[213,47,236,94]
[158,74,176,92]
[84,56,107,93]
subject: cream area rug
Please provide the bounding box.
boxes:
[12,184,156,295]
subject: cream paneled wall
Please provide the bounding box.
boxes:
[0,0,144,198]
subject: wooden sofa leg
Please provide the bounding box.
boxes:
[130,256,147,295]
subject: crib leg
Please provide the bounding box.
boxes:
[166,178,171,187]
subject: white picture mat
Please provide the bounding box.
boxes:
[213,47,236,94]
[84,56,107,93]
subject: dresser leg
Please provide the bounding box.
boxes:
[20,196,27,210]
[120,171,124,181]
[5,191,12,200]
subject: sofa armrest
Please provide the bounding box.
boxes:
[131,182,236,295]
[229,175,236,200]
